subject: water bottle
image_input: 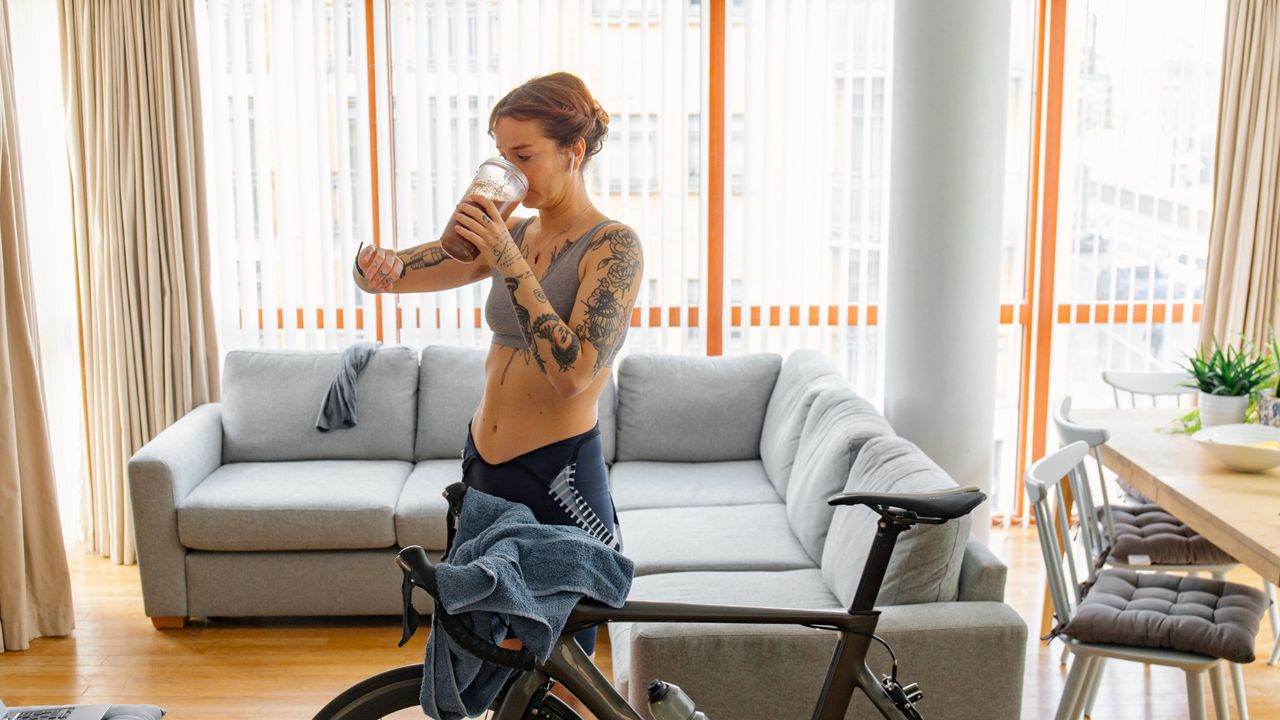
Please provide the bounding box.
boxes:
[647,679,709,720]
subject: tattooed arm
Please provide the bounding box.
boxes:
[392,241,493,293]
[491,224,643,398]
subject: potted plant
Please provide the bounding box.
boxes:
[1259,332,1280,427]
[1180,339,1274,427]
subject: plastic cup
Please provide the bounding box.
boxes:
[439,158,529,262]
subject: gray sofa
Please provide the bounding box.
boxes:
[128,346,1026,718]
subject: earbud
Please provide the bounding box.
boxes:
[569,155,579,174]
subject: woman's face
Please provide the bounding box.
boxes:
[492,117,579,209]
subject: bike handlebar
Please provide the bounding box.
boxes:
[396,545,538,671]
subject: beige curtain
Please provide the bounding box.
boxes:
[0,0,75,653]
[1200,0,1280,351]
[60,0,219,565]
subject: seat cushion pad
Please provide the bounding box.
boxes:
[1107,504,1236,566]
[178,461,411,551]
[609,460,780,512]
[395,460,465,550]
[1062,568,1266,663]
[617,504,814,576]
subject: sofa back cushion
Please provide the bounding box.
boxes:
[616,353,781,462]
[413,345,618,462]
[786,386,895,563]
[222,346,419,462]
[821,436,972,606]
[761,350,845,495]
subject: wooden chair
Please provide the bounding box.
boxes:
[1027,441,1266,720]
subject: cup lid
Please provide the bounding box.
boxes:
[480,157,529,196]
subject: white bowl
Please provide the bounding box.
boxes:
[1192,424,1280,473]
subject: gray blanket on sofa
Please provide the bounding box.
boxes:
[420,488,634,720]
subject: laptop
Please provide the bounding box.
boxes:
[0,707,110,720]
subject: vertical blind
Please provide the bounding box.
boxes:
[1048,0,1224,410]
[202,0,378,351]
[384,0,708,358]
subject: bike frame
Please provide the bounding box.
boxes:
[489,515,917,719]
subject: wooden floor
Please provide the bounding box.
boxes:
[2,528,1278,718]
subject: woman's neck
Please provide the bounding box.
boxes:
[537,181,593,232]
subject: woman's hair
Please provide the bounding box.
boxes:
[489,72,609,167]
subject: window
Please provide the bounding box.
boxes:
[595,0,659,23]
[688,113,700,192]
[595,113,658,194]
[203,0,376,349]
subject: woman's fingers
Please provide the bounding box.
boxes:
[357,244,377,274]
[357,246,402,291]
[470,195,502,222]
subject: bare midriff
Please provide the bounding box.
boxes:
[469,345,610,464]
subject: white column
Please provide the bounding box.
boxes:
[884,0,1012,539]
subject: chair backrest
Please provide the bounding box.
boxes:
[1025,441,1100,630]
[1101,370,1195,408]
[1051,396,1117,551]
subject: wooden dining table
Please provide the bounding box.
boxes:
[1071,407,1280,587]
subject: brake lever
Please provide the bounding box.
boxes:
[398,567,422,647]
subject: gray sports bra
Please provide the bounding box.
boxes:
[486,217,625,360]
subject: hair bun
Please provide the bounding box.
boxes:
[585,101,610,158]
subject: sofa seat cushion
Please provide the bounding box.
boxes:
[618,504,814,576]
[626,569,842,608]
[608,568,842,698]
[616,353,781,462]
[610,460,780,512]
[221,347,420,462]
[395,460,464,550]
[822,436,970,606]
[177,461,412,551]
[1106,504,1236,566]
[1062,568,1266,663]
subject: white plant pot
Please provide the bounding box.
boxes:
[1198,391,1249,427]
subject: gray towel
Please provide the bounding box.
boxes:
[420,489,634,720]
[315,341,379,431]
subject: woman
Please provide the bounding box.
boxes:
[354,72,642,661]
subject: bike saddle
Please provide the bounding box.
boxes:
[827,485,986,521]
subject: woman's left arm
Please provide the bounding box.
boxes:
[455,196,643,398]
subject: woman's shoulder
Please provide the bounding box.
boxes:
[584,219,640,251]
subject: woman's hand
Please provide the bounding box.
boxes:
[355,244,404,292]
[453,196,519,272]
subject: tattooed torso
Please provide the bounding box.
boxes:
[470,218,628,464]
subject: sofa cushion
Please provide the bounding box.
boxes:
[608,568,844,696]
[609,460,780,512]
[413,345,618,463]
[616,353,781,462]
[1062,568,1266,663]
[618,504,814,576]
[821,436,970,606]
[787,387,895,563]
[395,460,465,550]
[626,568,843,608]
[760,350,844,494]
[222,347,419,462]
[177,461,412,551]
[414,346,485,461]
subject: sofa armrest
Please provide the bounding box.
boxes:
[127,403,223,619]
[957,536,1007,602]
[616,601,1026,720]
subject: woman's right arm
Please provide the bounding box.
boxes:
[354,240,490,294]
